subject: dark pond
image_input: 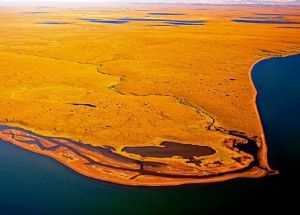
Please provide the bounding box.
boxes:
[80,18,129,24]
[233,13,300,24]
[122,141,215,159]
[1,54,299,214]
[232,19,299,24]
[80,17,205,26]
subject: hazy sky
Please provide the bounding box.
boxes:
[0,0,299,4]
[0,0,298,3]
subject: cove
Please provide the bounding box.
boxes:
[1,54,299,214]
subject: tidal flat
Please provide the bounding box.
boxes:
[1,53,299,214]
[0,4,299,187]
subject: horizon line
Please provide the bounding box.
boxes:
[1,1,300,5]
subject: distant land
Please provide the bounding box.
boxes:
[0,0,300,6]
[1,3,299,186]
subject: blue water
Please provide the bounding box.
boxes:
[253,54,300,172]
[233,13,300,24]
[80,17,205,26]
[1,54,299,214]
[79,18,129,24]
[233,19,300,24]
[240,16,284,20]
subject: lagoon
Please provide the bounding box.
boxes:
[0,54,299,214]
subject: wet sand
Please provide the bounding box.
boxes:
[1,54,299,214]
[0,124,271,186]
[0,4,299,186]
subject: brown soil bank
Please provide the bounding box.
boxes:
[0,125,273,186]
[0,5,299,185]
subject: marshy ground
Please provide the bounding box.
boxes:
[0,4,299,185]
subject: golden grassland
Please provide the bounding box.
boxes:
[0,4,299,185]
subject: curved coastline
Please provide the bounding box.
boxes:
[248,52,300,174]
[1,54,297,186]
[0,124,265,186]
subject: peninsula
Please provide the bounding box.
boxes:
[0,4,299,186]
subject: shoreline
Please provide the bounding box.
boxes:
[248,52,300,173]
[1,54,299,186]
[0,126,268,187]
